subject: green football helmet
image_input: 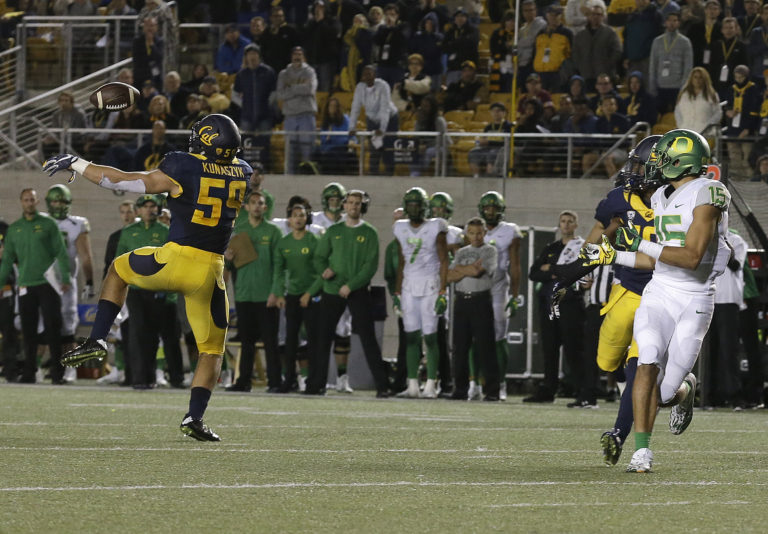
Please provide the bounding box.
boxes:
[321,182,347,213]
[645,129,710,182]
[45,184,72,220]
[403,187,429,222]
[478,191,505,225]
[428,191,454,219]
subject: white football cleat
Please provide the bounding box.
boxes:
[336,374,354,393]
[468,380,483,401]
[420,379,437,398]
[298,375,307,392]
[396,378,420,398]
[63,366,77,384]
[626,447,653,473]
[499,382,507,401]
[155,368,169,387]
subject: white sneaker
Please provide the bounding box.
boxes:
[626,447,653,473]
[336,374,354,393]
[63,366,77,383]
[670,373,697,435]
[396,378,420,398]
[97,366,118,384]
[499,382,507,401]
[298,375,307,392]
[218,369,232,388]
[468,381,483,401]
[420,379,437,399]
[155,368,169,387]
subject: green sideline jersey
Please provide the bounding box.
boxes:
[313,220,379,294]
[116,220,169,255]
[272,231,323,296]
[231,218,282,302]
[234,189,275,231]
[0,212,70,288]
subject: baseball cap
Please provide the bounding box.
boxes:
[461,60,476,70]
[489,102,507,111]
[224,23,239,33]
[546,4,564,14]
[135,194,159,207]
[526,72,541,82]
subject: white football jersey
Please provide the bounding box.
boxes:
[446,224,464,246]
[393,218,447,279]
[650,178,730,292]
[272,218,325,236]
[312,211,344,229]
[56,214,90,278]
[484,221,521,285]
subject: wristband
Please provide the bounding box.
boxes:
[638,240,664,261]
[70,158,90,174]
[615,251,636,267]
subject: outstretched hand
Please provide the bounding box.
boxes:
[42,154,79,183]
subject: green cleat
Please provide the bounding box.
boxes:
[61,338,108,367]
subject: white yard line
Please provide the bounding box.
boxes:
[485,500,754,508]
[0,481,765,493]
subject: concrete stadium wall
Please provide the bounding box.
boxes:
[0,171,613,357]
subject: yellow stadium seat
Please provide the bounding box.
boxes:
[329,91,354,113]
[444,109,474,125]
[474,109,492,123]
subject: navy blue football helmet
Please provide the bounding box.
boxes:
[616,134,661,193]
[189,114,241,163]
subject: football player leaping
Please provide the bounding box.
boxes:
[479,191,522,401]
[582,129,731,473]
[43,114,251,442]
[393,187,449,398]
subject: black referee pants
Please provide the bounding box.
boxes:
[539,297,585,397]
[19,283,63,382]
[452,291,498,397]
[0,295,20,381]
[310,289,389,394]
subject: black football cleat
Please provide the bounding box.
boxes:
[61,338,108,367]
[180,416,221,441]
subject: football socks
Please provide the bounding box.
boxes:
[187,386,212,421]
[614,358,637,443]
[405,330,422,379]
[90,299,121,341]
[635,431,651,451]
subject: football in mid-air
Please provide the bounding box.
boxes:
[89,82,140,111]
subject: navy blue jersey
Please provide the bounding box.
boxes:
[594,186,656,295]
[159,151,251,254]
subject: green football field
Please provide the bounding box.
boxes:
[1,384,767,533]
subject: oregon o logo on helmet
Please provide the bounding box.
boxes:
[670,137,692,153]
[199,125,220,146]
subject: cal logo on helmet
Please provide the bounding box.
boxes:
[199,125,219,147]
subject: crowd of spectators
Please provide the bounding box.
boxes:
[17,0,768,177]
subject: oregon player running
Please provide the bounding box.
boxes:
[582,129,730,472]
[43,114,251,441]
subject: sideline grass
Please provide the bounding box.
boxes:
[1,383,768,533]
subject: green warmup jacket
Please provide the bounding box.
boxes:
[230,217,282,302]
[0,212,70,288]
[313,220,379,294]
[272,231,323,297]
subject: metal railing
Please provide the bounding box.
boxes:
[581,122,651,179]
[0,46,22,105]
[33,126,657,179]
[0,58,132,169]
